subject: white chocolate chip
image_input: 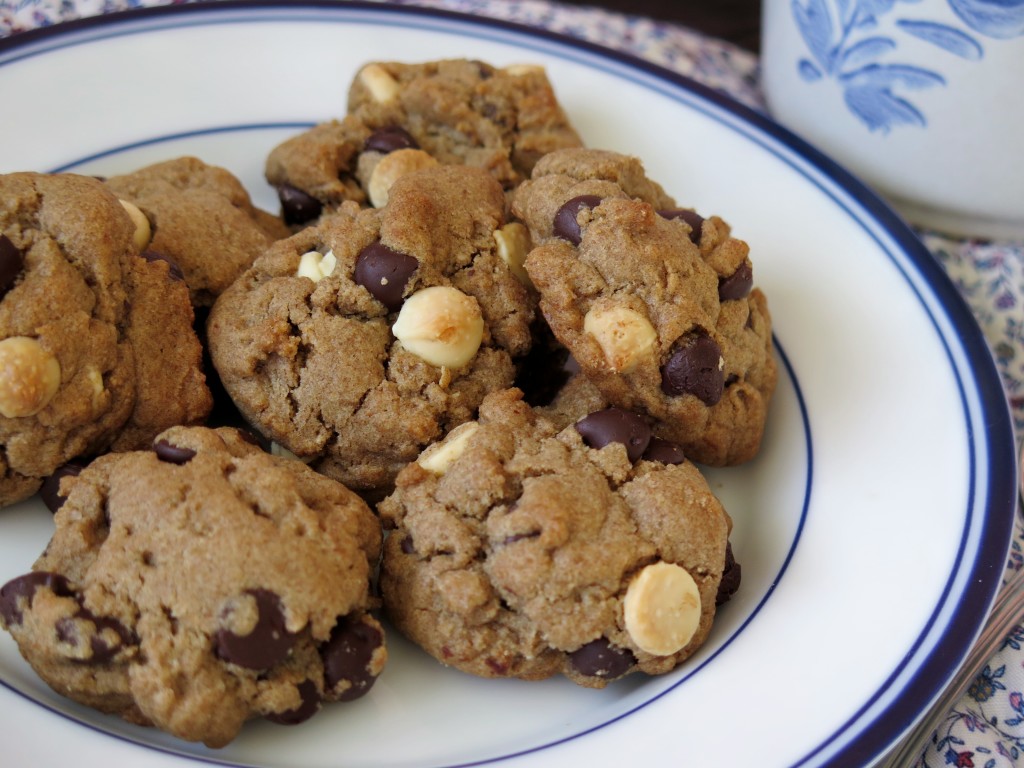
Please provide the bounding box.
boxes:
[85,365,105,411]
[493,222,534,288]
[0,336,61,418]
[502,64,545,76]
[270,441,314,464]
[359,63,400,103]
[392,285,484,368]
[583,302,657,374]
[296,249,337,282]
[367,149,439,208]
[119,199,151,251]
[623,562,702,656]
[419,422,480,474]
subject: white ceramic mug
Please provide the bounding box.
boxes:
[761,0,1024,239]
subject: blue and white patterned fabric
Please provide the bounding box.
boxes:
[1,1,1022,765]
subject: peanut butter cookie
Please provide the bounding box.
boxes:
[0,172,210,508]
[379,387,734,687]
[105,156,289,306]
[0,426,385,747]
[266,58,582,227]
[208,164,535,495]
[512,148,776,465]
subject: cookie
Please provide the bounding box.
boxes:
[208,164,535,495]
[265,58,583,227]
[0,172,211,509]
[378,387,734,687]
[105,156,290,306]
[512,148,777,466]
[0,425,385,747]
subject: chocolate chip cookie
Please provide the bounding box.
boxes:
[512,148,776,466]
[379,387,733,687]
[0,425,385,747]
[0,172,211,509]
[208,164,535,495]
[105,156,290,306]
[265,58,583,227]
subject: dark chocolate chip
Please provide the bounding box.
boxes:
[568,638,636,679]
[39,459,88,514]
[718,261,753,301]
[660,333,724,405]
[657,208,704,245]
[400,535,416,555]
[215,589,297,670]
[277,185,323,226]
[141,249,185,283]
[500,531,541,546]
[55,608,137,663]
[642,437,686,465]
[0,233,25,300]
[716,542,742,606]
[321,616,383,702]
[153,440,196,465]
[363,126,418,154]
[266,679,322,725]
[553,195,602,246]
[353,241,418,311]
[0,572,74,626]
[575,407,651,463]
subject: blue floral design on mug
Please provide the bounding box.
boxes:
[792,0,1024,132]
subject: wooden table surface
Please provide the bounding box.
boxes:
[556,0,762,51]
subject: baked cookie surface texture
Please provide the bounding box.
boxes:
[0,426,385,747]
[105,156,289,306]
[266,58,583,227]
[0,172,211,508]
[379,387,733,687]
[208,164,535,494]
[512,148,777,466]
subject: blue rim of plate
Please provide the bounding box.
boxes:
[0,3,1017,767]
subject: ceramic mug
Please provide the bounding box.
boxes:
[761,0,1024,239]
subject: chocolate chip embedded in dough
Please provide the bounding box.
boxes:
[553,194,602,246]
[0,233,24,300]
[364,126,419,154]
[153,439,197,465]
[574,407,651,463]
[277,184,323,226]
[0,571,74,626]
[353,241,418,311]
[718,261,753,302]
[141,249,185,283]
[215,589,297,670]
[657,208,704,245]
[641,437,686,465]
[660,333,724,405]
[56,607,137,663]
[266,679,322,725]
[716,542,741,606]
[321,615,384,702]
[568,637,636,680]
[39,459,89,513]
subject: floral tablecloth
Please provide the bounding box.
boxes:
[1,0,1022,765]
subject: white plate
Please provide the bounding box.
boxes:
[0,3,1017,767]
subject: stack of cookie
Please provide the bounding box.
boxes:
[0,57,774,747]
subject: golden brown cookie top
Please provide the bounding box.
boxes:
[511,148,777,465]
[266,58,584,228]
[106,156,288,306]
[379,387,732,687]
[0,425,384,747]
[208,165,536,493]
